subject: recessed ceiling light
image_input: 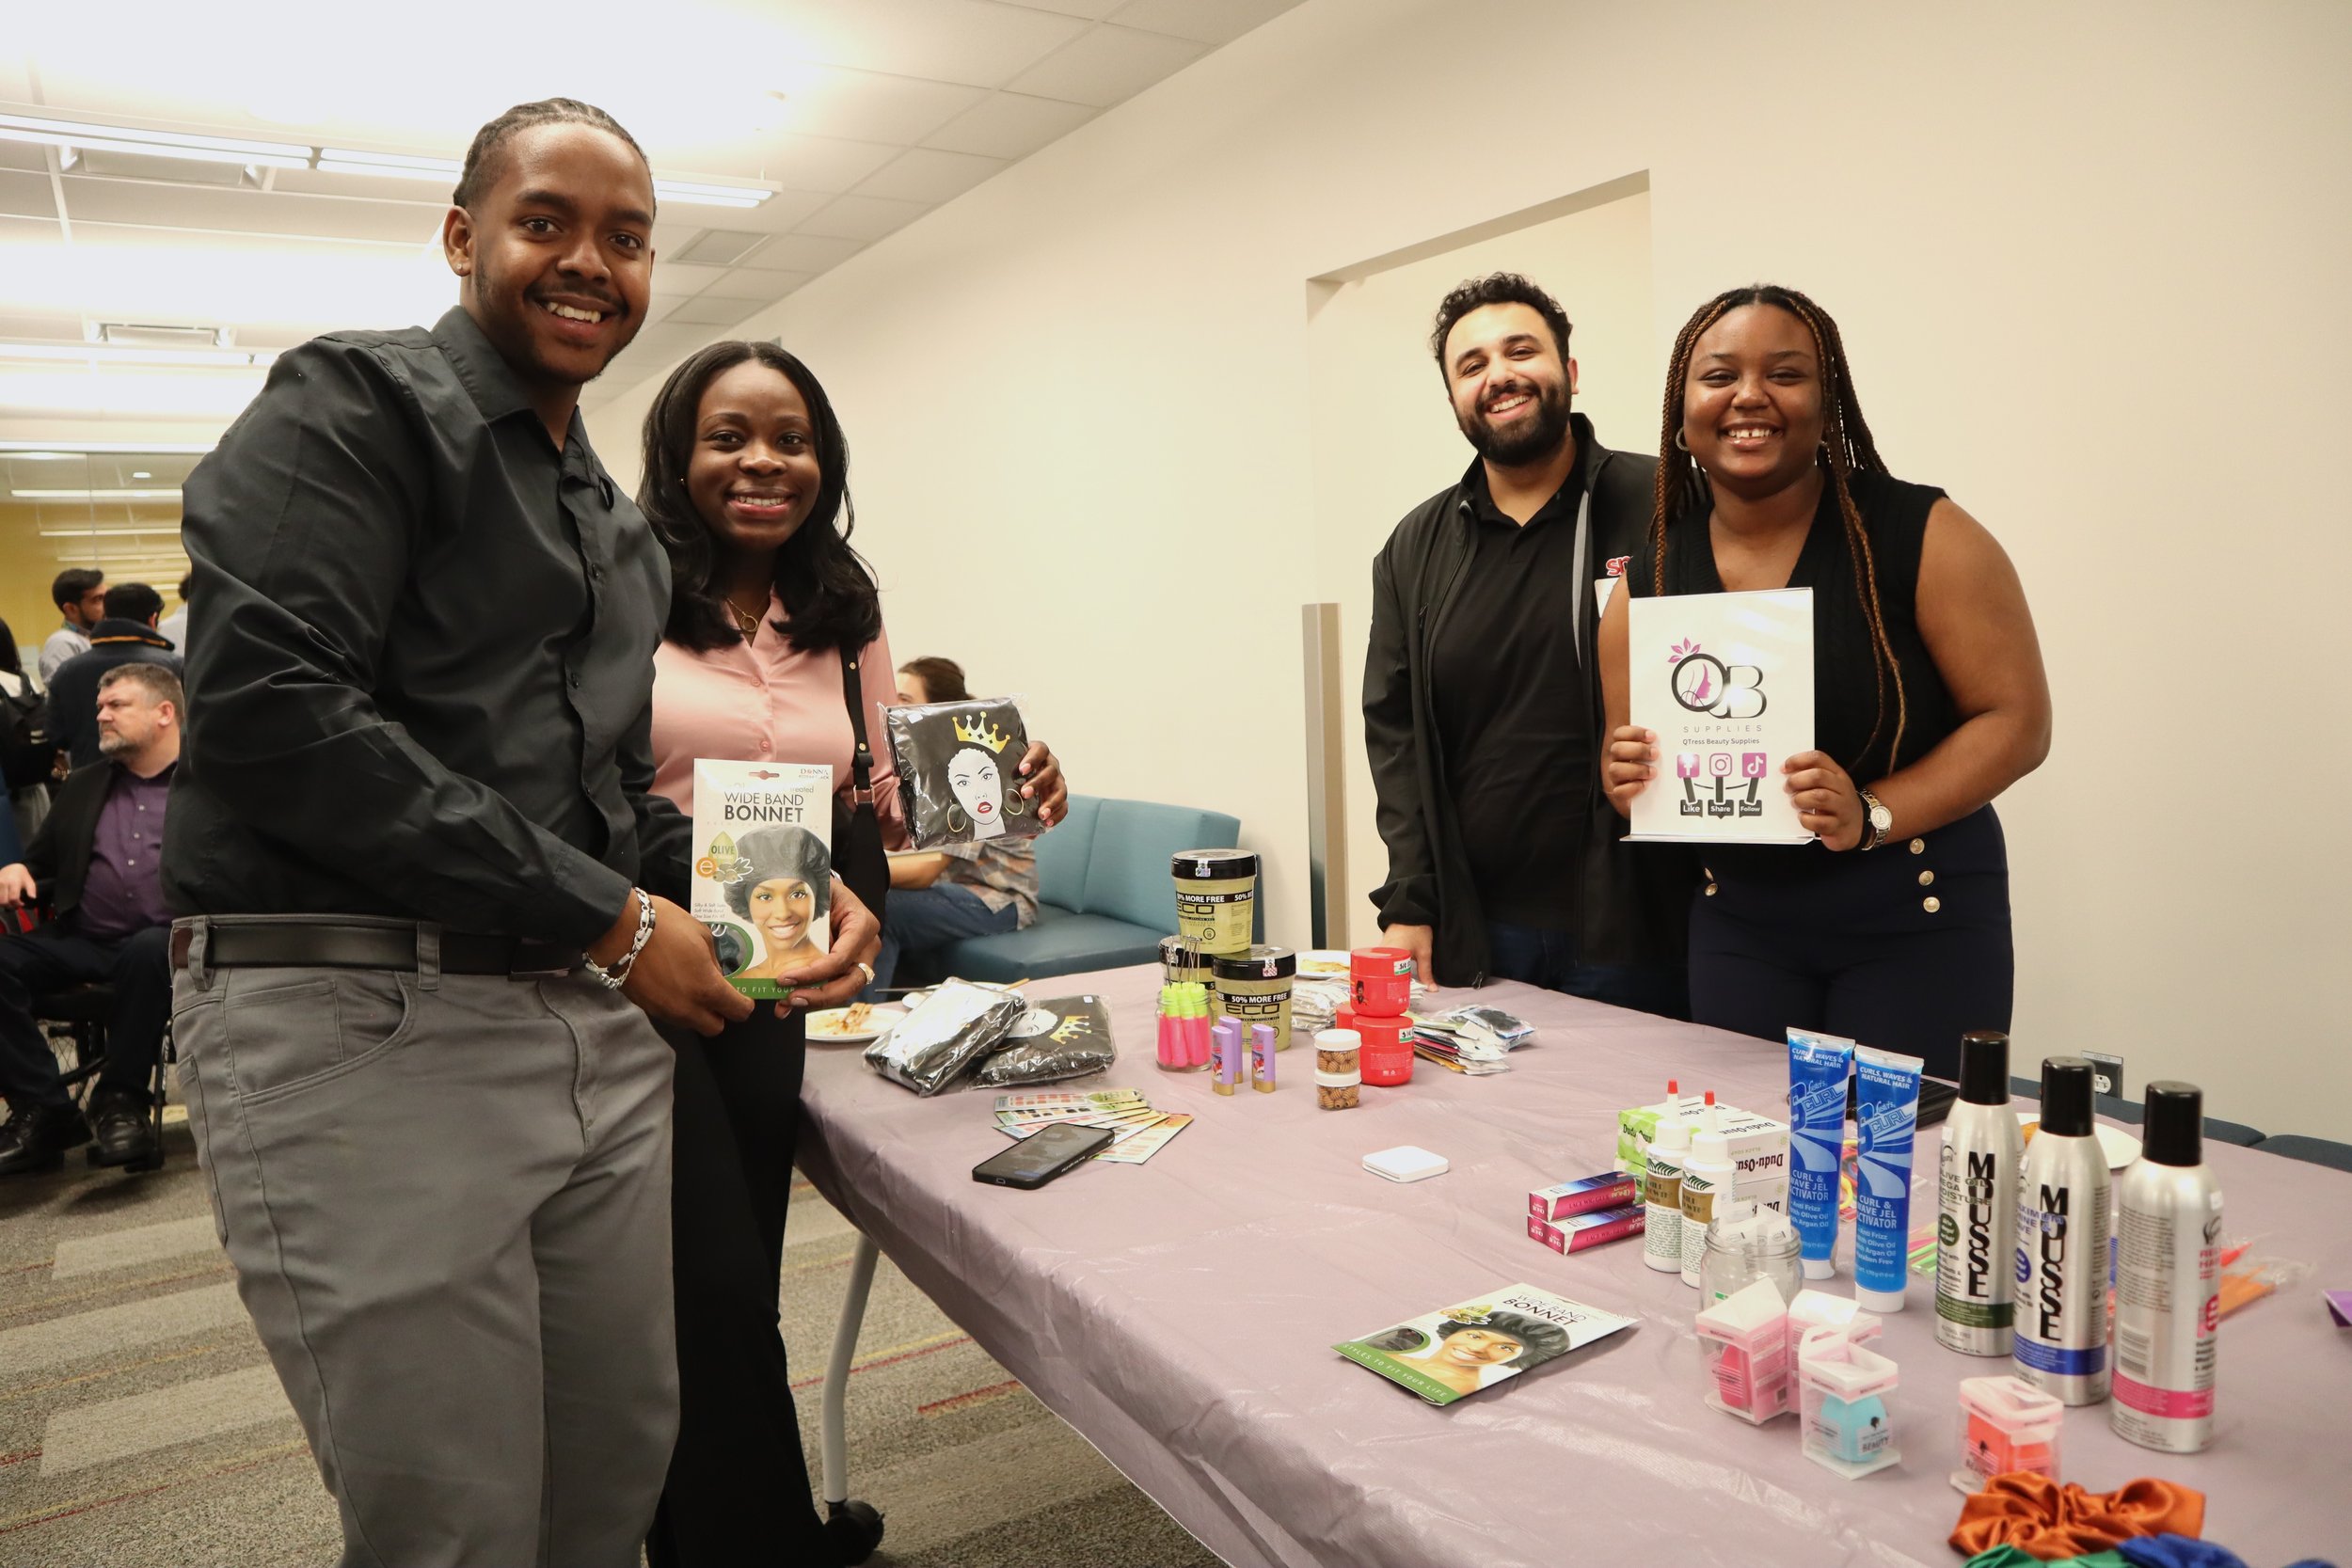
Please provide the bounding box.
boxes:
[132,470,152,479]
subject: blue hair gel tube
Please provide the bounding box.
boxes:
[1787,1030,1856,1281]
[1851,1045,1925,1312]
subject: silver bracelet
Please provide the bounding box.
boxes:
[583,888,655,990]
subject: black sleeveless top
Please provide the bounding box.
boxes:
[1635,467,1960,786]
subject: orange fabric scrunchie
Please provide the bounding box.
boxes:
[1950,1473,2206,1560]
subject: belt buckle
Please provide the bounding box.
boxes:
[508,941,577,981]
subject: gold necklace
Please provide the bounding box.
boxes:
[725,593,765,639]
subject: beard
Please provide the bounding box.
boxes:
[1458,378,1571,467]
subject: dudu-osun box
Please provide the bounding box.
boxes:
[1618,1097,1791,1214]
[1528,1170,1641,1222]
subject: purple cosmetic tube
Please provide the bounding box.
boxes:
[1251,1022,1277,1092]
[1211,1018,1240,1095]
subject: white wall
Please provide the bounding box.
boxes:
[590,0,2352,1137]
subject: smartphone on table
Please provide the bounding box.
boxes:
[973,1122,1116,1189]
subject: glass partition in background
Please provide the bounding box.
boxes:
[0,447,202,679]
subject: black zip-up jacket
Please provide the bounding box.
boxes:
[1362,416,1696,987]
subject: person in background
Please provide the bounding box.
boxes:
[48,582,182,769]
[881,657,1041,990]
[39,568,106,686]
[157,571,192,656]
[1363,272,1693,1010]
[0,664,182,1174]
[640,339,1063,1568]
[165,99,782,1566]
[1601,283,2051,1081]
[0,616,51,847]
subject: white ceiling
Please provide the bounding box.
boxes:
[0,0,1305,426]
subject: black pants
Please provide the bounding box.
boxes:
[0,922,170,1109]
[1689,806,2012,1082]
[649,1005,834,1568]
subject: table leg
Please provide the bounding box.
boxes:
[820,1229,881,1507]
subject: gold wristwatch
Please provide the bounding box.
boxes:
[1857,786,1893,851]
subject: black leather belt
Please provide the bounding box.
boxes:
[168,922,581,979]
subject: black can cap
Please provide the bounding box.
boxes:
[2142,1081,2204,1166]
[1958,1032,2010,1106]
[2040,1056,2096,1137]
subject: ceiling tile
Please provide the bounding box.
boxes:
[739,232,869,273]
[998,0,1124,16]
[0,143,52,175]
[1109,0,1304,47]
[649,262,733,298]
[793,194,931,243]
[920,92,1101,160]
[698,269,815,303]
[663,295,763,328]
[59,179,441,247]
[770,64,992,146]
[771,0,1089,87]
[0,171,57,223]
[1007,24,1206,106]
[755,134,901,196]
[698,188,834,237]
[851,148,1008,204]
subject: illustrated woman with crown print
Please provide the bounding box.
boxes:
[637,341,1067,1568]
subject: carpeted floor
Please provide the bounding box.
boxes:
[0,1106,1222,1566]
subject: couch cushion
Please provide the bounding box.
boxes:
[1033,794,1101,911]
[1079,800,1241,931]
[937,904,1168,984]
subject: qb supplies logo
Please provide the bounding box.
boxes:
[1666,638,1770,820]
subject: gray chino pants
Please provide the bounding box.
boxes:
[173,922,677,1568]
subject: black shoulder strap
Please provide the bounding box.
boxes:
[839,645,877,804]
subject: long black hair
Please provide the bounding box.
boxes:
[0,616,21,679]
[638,340,882,656]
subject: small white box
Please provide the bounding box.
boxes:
[1363,1146,1449,1183]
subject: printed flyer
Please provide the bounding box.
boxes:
[691,760,833,998]
[1625,587,1816,845]
[1334,1284,1636,1406]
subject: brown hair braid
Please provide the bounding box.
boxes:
[1651,284,1909,769]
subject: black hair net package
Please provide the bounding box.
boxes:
[865,979,1029,1096]
[973,995,1116,1089]
[882,697,1039,849]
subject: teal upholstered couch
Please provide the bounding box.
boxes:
[931,794,1245,983]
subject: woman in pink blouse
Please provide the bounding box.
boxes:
[637,341,1062,1567]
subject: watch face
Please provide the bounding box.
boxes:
[1869,804,1894,831]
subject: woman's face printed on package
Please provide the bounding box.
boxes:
[948,746,1005,839]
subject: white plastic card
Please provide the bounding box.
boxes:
[1364,1146,1449,1183]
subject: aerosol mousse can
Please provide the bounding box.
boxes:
[1935,1031,2024,1355]
[2111,1082,2221,1452]
[2013,1057,2110,1405]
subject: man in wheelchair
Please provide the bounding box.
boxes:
[0,664,180,1175]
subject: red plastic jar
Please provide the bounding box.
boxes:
[1357,1015,1415,1086]
[1350,946,1415,1017]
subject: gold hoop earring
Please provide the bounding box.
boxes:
[946,805,968,834]
[1003,792,1027,819]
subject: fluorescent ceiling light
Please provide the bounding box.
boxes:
[37,524,183,536]
[0,111,310,171]
[653,178,776,210]
[13,488,183,500]
[132,471,151,479]
[317,148,462,181]
[0,341,276,369]
[0,442,214,455]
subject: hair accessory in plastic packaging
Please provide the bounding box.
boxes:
[882,696,1038,849]
[864,979,1029,1095]
[972,995,1116,1088]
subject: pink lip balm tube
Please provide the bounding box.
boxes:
[1186,987,1212,1067]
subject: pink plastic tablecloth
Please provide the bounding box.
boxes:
[794,967,2352,1567]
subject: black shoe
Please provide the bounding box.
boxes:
[0,1102,93,1176]
[87,1089,160,1169]
[824,1499,884,1567]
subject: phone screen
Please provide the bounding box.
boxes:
[973,1122,1114,1186]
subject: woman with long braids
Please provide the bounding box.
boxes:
[1598,286,2050,1080]
[638,340,1067,1564]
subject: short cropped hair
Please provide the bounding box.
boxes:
[53,567,103,611]
[103,581,165,625]
[99,661,183,713]
[1430,272,1573,373]
[453,98,651,211]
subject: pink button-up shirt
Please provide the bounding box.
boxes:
[648,591,907,849]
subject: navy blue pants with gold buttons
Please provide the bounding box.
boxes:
[1688,805,2012,1082]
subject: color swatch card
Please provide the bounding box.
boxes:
[1624,588,1816,845]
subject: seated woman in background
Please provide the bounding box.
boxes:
[878,657,1042,990]
[1598,284,2051,1082]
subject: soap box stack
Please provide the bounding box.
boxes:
[1617,1097,1792,1214]
[1524,1171,1643,1255]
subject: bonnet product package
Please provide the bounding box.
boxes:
[691,760,834,999]
[864,980,1029,1096]
[883,697,1037,850]
[973,995,1117,1088]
